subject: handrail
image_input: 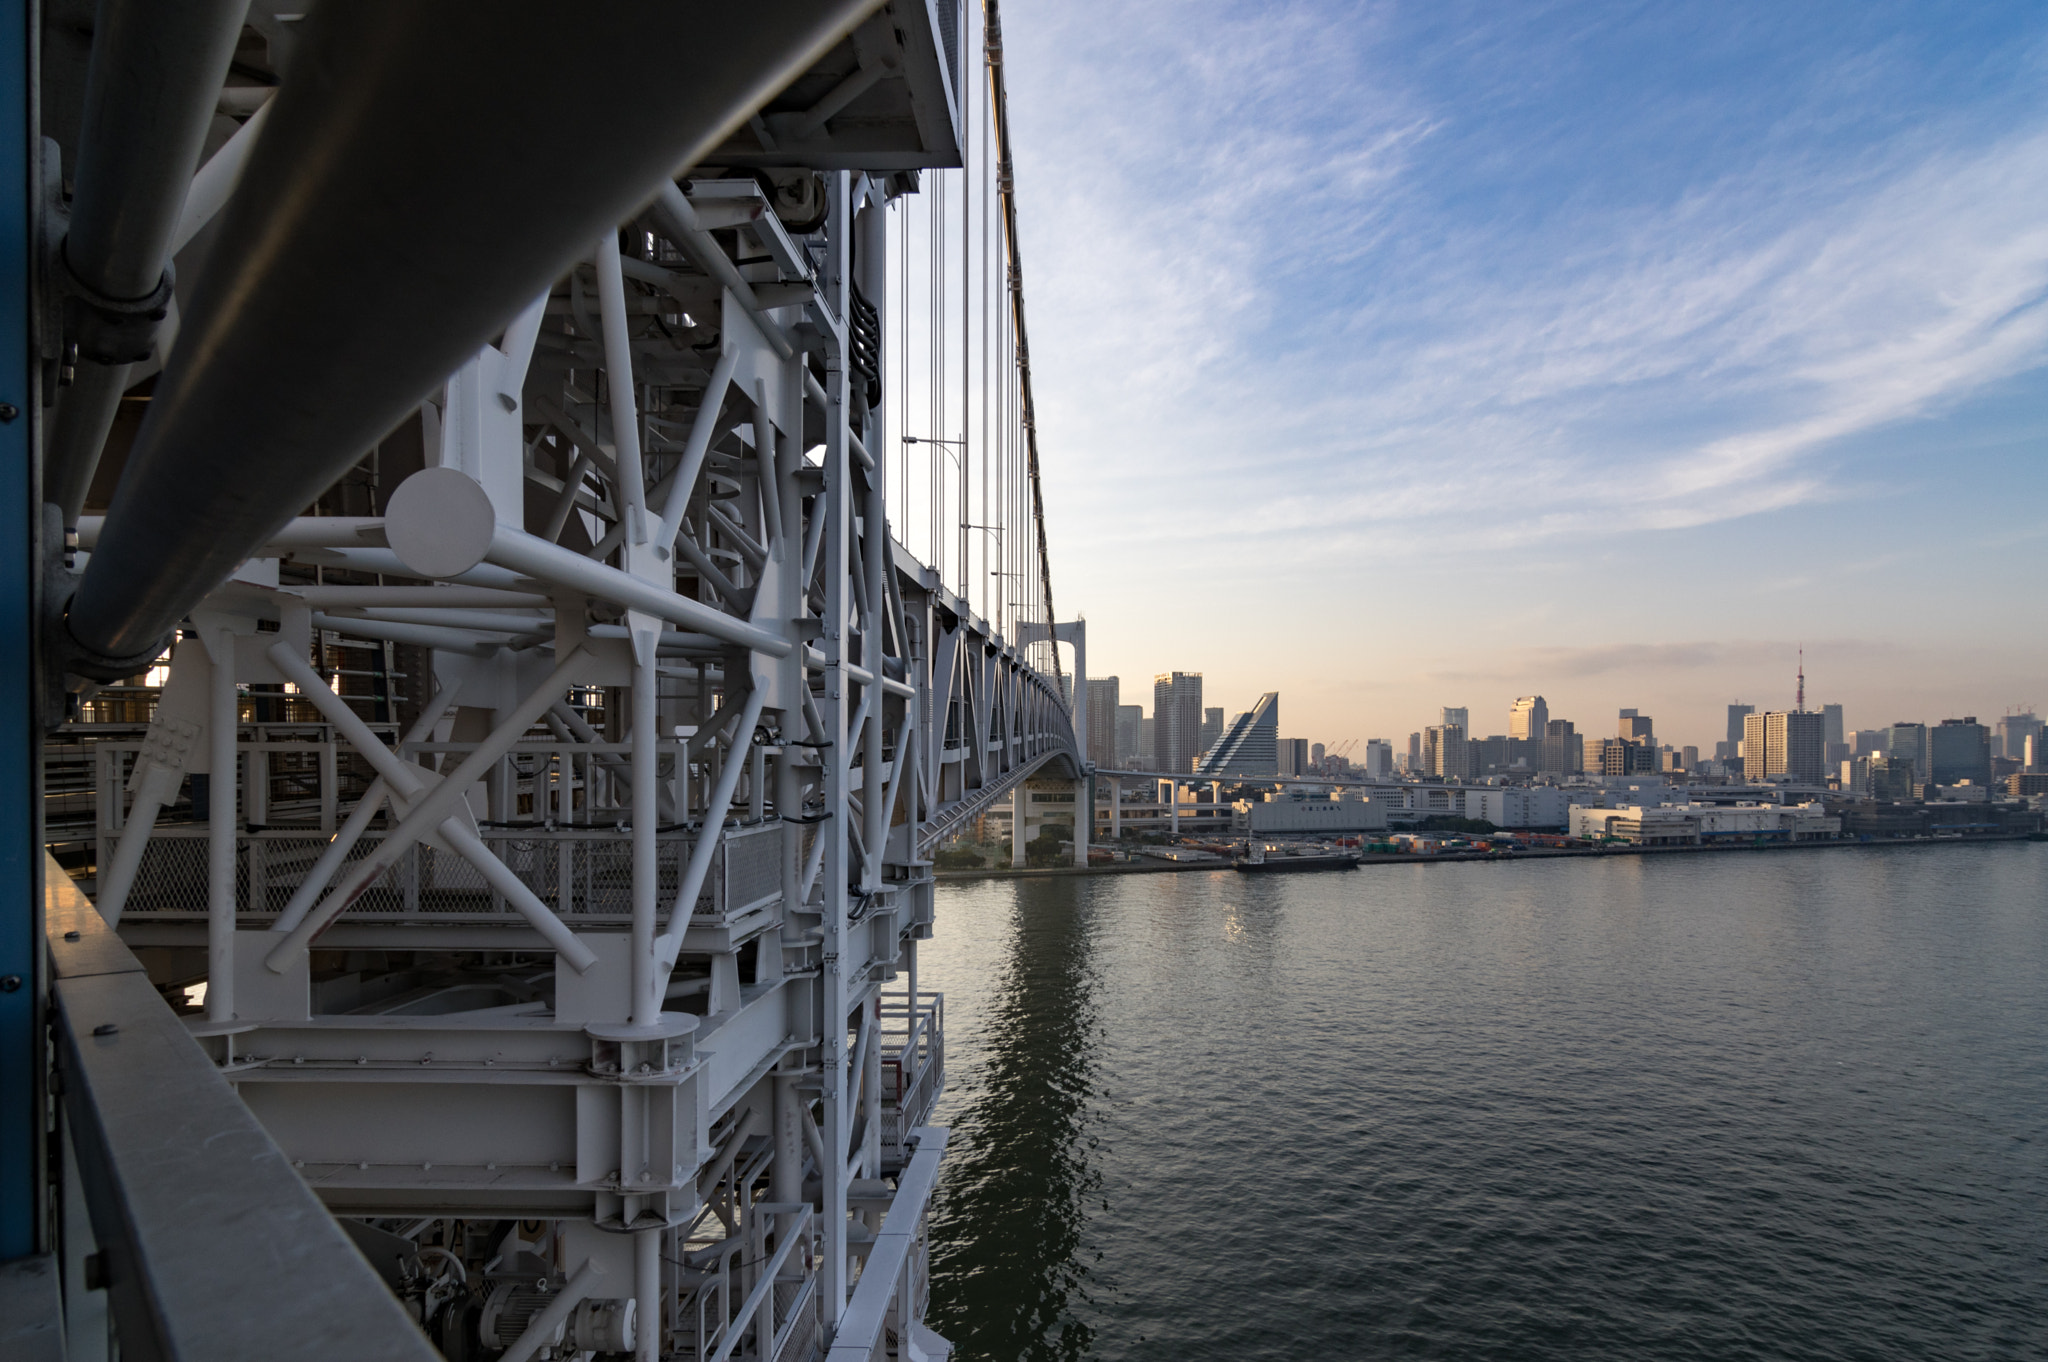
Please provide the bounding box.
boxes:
[706,1203,813,1362]
[823,1128,950,1361]
[43,856,439,1361]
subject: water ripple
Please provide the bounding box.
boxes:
[920,846,2048,1361]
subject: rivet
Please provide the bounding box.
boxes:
[92,1023,118,1037]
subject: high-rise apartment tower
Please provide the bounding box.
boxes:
[1745,710,1826,785]
[1086,676,1120,768]
[1153,672,1205,773]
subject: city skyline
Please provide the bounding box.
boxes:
[1085,661,2030,762]
[1006,2,2048,741]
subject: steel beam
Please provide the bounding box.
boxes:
[69,0,886,662]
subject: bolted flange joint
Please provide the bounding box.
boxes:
[56,237,176,366]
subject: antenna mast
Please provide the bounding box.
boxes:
[1796,647,1805,712]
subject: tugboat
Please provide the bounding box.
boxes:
[1233,840,1363,873]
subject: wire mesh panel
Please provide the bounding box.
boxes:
[772,1275,820,1362]
[114,823,794,924]
[721,823,782,915]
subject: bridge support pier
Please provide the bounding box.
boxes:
[1073,773,1092,867]
[1012,777,1087,866]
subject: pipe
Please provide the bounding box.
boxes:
[631,637,660,1025]
[486,524,791,657]
[69,0,891,663]
[44,0,250,523]
[205,626,238,1023]
[171,98,273,256]
[306,612,521,655]
[96,761,182,926]
[595,237,649,544]
[539,449,595,543]
[292,548,528,588]
[341,607,552,633]
[657,346,738,532]
[634,1227,660,1362]
[279,586,549,608]
[75,514,382,551]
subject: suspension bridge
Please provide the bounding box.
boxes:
[0,3,1095,1358]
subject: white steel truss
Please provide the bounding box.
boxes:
[18,2,1086,1359]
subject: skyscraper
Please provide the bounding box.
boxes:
[1407,732,1422,774]
[1199,707,1225,761]
[1995,711,2043,762]
[1116,705,1143,766]
[1618,709,1654,745]
[1723,703,1754,761]
[1509,696,1548,742]
[1745,710,1826,784]
[1886,722,1929,781]
[1927,718,1991,785]
[1152,672,1204,773]
[1424,723,1468,779]
[1541,718,1579,775]
[1869,753,1916,801]
[1364,739,1393,778]
[1442,707,1469,732]
[1194,693,1280,778]
[1086,676,1120,768]
[1822,702,1846,765]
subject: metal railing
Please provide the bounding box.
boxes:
[822,1130,950,1362]
[877,992,945,1172]
[41,856,438,1360]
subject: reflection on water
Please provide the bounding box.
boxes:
[920,848,2048,1361]
[926,879,1107,1360]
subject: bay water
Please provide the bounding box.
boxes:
[919,844,2048,1360]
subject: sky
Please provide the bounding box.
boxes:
[997,0,2048,750]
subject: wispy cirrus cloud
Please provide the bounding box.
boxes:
[1006,2,2048,569]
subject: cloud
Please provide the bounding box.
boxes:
[1420,638,1902,685]
[1007,2,2048,573]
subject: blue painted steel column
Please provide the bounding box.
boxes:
[0,0,32,1262]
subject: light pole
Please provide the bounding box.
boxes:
[991,568,1024,638]
[904,435,968,598]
